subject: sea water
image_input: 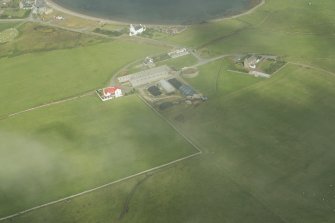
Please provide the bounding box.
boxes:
[52,0,259,24]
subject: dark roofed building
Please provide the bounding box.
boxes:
[168,78,182,89]
[179,85,196,96]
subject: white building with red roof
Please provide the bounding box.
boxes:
[96,86,123,101]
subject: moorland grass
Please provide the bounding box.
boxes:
[0,22,104,58]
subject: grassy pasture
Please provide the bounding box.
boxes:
[0,38,166,117]
[0,8,29,19]
[0,27,18,43]
[160,61,335,223]
[158,54,198,70]
[167,19,247,48]
[10,61,335,223]
[0,22,104,58]
[42,9,101,30]
[0,95,197,217]
[165,0,335,71]
[2,0,335,222]
[0,22,19,32]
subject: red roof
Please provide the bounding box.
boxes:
[103,87,121,96]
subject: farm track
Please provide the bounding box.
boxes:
[0,146,201,222]
[0,91,94,122]
[0,86,203,223]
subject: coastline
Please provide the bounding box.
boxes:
[210,0,265,23]
[45,0,265,26]
[44,0,127,25]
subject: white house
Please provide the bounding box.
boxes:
[103,87,123,98]
[96,86,123,101]
[129,24,146,36]
[55,15,64,20]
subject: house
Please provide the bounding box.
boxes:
[144,57,155,68]
[103,87,123,98]
[96,86,123,101]
[244,55,261,70]
[129,24,146,36]
[55,15,64,20]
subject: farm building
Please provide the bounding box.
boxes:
[147,86,162,96]
[168,78,183,89]
[118,65,172,87]
[168,48,189,58]
[96,86,123,101]
[179,85,196,96]
[159,79,175,94]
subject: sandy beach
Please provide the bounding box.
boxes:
[45,0,265,26]
[210,0,265,23]
[44,0,127,24]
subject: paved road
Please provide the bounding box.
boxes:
[193,54,228,67]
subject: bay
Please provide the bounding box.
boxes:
[51,0,260,25]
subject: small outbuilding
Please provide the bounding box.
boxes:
[129,24,146,36]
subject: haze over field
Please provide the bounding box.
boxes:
[1,0,335,222]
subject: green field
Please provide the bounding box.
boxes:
[8,60,335,223]
[160,61,335,223]
[166,0,335,71]
[0,22,105,58]
[0,22,19,31]
[0,95,197,217]
[0,8,29,19]
[0,38,166,117]
[1,0,335,222]
[0,27,18,43]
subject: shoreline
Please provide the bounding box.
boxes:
[45,0,265,26]
[44,0,127,25]
[210,0,265,23]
